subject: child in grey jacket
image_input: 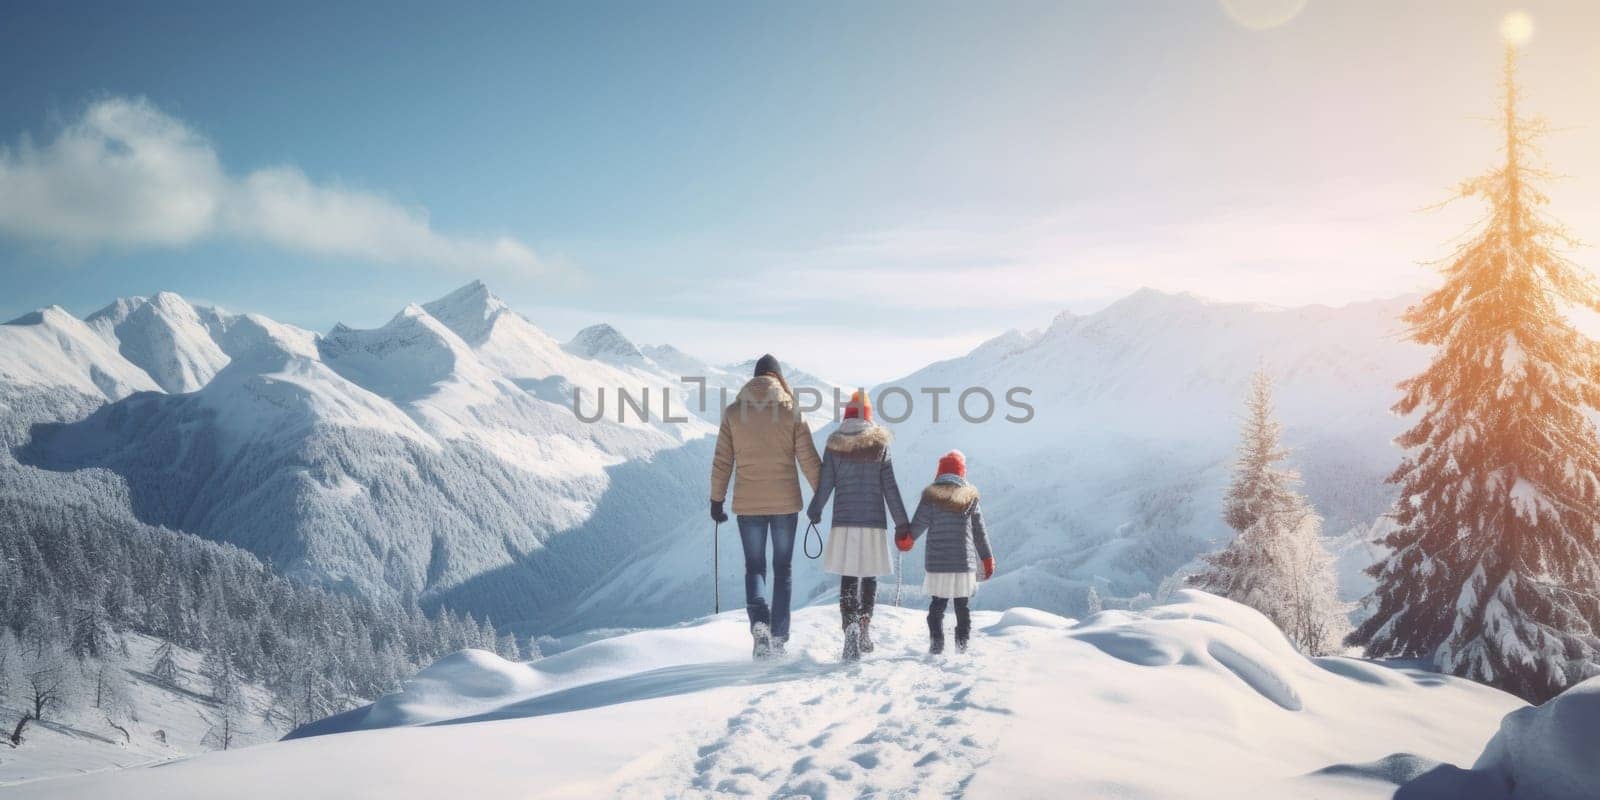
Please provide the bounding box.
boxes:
[897,450,996,654]
[807,390,911,662]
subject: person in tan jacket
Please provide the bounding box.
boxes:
[710,354,823,658]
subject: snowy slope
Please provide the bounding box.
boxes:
[6,283,719,631]
[0,307,158,400]
[570,291,1425,631]
[6,284,1423,637]
[18,319,686,618]
[0,633,285,789]
[422,281,724,436]
[4,592,1537,800]
[85,292,230,393]
[884,290,1424,605]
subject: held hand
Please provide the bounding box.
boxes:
[710,500,728,524]
[981,557,996,580]
[895,525,914,552]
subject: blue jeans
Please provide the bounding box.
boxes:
[737,513,797,641]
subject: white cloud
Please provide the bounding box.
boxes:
[0,96,546,275]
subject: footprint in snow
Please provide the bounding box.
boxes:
[850,751,881,770]
[647,622,1007,799]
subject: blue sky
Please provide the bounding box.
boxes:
[3,1,1599,383]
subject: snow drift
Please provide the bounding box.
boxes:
[9,591,1552,800]
[1312,675,1600,800]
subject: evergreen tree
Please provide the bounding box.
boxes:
[202,644,242,707]
[1350,42,1600,701]
[1220,367,1292,536]
[495,632,523,662]
[70,605,109,660]
[151,640,181,688]
[0,454,524,739]
[1191,368,1350,655]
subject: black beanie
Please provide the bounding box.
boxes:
[753,354,782,379]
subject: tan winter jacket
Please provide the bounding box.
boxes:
[710,375,823,515]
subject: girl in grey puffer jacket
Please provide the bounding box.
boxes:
[897,450,996,654]
[807,391,910,661]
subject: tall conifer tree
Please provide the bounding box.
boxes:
[1351,42,1600,701]
[1192,368,1348,655]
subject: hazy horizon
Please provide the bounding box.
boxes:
[5,1,1600,382]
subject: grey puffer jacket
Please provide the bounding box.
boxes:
[806,420,910,530]
[908,475,993,574]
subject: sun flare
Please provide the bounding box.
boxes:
[1501,11,1535,47]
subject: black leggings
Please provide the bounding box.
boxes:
[928,597,970,638]
[840,576,877,626]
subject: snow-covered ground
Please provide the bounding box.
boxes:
[7,591,1545,800]
[0,634,284,789]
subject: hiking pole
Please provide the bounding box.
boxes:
[713,520,721,614]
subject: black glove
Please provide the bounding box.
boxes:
[710,499,728,523]
[808,512,822,526]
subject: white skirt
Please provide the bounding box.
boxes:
[924,571,978,599]
[823,526,894,577]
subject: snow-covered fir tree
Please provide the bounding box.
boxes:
[203,644,242,707]
[1350,44,1600,702]
[1191,368,1349,655]
[151,641,181,688]
[1220,367,1292,536]
[0,434,538,752]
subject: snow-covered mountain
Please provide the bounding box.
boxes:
[13,592,1582,800]
[879,289,1427,610]
[0,306,158,400]
[86,291,231,393]
[574,290,1425,632]
[3,284,1422,637]
[2,284,725,634]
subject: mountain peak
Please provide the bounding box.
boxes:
[149,290,194,311]
[1090,287,1224,324]
[77,290,230,393]
[422,280,511,346]
[566,323,644,361]
[969,327,1042,362]
[86,296,149,328]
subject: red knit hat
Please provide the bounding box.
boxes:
[843,389,872,422]
[937,449,966,478]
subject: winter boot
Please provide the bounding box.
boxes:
[954,599,971,654]
[858,615,874,654]
[842,621,861,662]
[752,622,773,660]
[928,597,947,655]
[771,636,787,657]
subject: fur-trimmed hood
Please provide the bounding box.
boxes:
[826,421,891,457]
[736,374,793,408]
[922,478,979,512]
